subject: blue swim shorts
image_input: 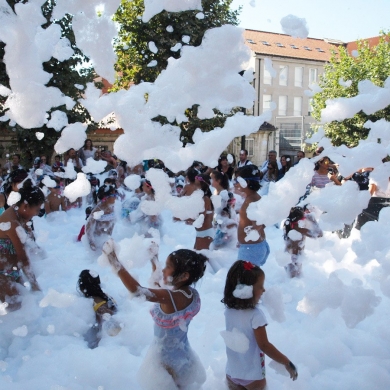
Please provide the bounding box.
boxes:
[237,240,270,266]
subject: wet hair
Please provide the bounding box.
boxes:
[3,169,29,195]
[196,173,213,200]
[212,170,229,190]
[85,206,93,220]
[283,206,305,239]
[97,184,116,200]
[236,165,261,191]
[77,270,117,311]
[17,180,45,207]
[222,260,265,310]
[186,167,199,184]
[314,156,331,171]
[169,249,208,287]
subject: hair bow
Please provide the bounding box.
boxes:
[243,261,254,270]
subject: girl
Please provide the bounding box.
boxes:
[310,156,341,189]
[278,155,292,180]
[283,206,323,278]
[222,260,298,390]
[86,184,117,251]
[130,179,161,235]
[180,167,199,197]
[235,165,270,267]
[79,139,97,165]
[210,170,237,249]
[103,242,208,390]
[0,182,44,311]
[192,173,214,250]
[0,169,29,215]
[77,269,120,349]
[217,154,234,181]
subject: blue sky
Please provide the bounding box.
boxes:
[231,0,390,42]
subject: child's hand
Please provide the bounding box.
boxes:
[285,361,298,381]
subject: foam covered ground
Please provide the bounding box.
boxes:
[1,205,389,390]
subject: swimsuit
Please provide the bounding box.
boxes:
[196,227,214,238]
[237,240,270,266]
[150,288,201,377]
[0,268,21,281]
[0,238,16,255]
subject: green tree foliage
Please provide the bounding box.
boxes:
[113,0,241,144]
[311,32,390,147]
[0,0,98,166]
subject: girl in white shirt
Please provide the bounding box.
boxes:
[222,260,298,389]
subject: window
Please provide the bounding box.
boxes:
[294,67,303,87]
[293,97,302,116]
[261,41,271,46]
[246,138,255,156]
[303,46,312,51]
[263,94,272,112]
[263,62,272,85]
[290,44,299,49]
[308,98,314,115]
[279,65,288,86]
[276,42,285,47]
[278,96,287,116]
[246,39,255,44]
[309,68,318,84]
[316,47,325,53]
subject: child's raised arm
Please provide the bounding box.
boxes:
[254,325,298,381]
[103,240,172,306]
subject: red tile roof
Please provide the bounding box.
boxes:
[244,29,342,62]
[345,35,389,55]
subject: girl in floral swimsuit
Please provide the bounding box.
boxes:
[103,240,208,389]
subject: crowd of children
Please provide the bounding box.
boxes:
[4,145,385,389]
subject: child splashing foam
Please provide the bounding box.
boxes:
[103,240,208,390]
[222,261,298,390]
[283,206,322,278]
[86,184,117,251]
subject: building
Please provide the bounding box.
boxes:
[228,29,344,165]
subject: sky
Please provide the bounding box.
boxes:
[232,0,390,42]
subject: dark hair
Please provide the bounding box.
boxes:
[212,170,229,190]
[283,206,305,239]
[13,154,21,161]
[186,167,199,183]
[196,173,212,199]
[222,260,265,310]
[280,155,292,173]
[77,270,117,312]
[143,179,155,194]
[314,156,330,171]
[17,181,45,207]
[240,150,248,156]
[97,184,116,200]
[85,206,93,220]
[236,165,261,191]
[169,249,208,287]
[267,161,278,181]
[84,139,93,150]
[4,169,29,195]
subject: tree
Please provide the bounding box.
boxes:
[113,0,241,144]
[311,32,390,147]
[0,0,99,166]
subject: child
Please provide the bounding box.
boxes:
[44,179,67,215]
[283,206,323,278]
[77,269,121,349]
[234,165,270,266]
[222,260,298,389]
[77,206,93,242]
[103,241,207,390]
[210,170,237,249]
[86,184,117,251]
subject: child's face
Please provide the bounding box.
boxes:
[253,275,265,303]
[162,256,175,285]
